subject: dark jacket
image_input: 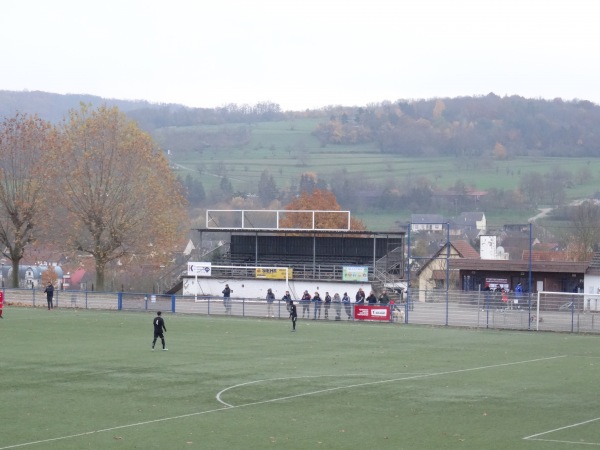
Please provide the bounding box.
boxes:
[44,284,54,299]
[378,293,390,305]
[355,291,365,304]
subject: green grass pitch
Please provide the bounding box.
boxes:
[1,307,599,449]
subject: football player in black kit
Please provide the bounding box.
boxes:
[152,311,167,351]
[289,300,297,332]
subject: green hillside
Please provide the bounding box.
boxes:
[159,118,600,229]
[3,91,600,230]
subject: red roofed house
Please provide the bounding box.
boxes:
[415,240,479,302]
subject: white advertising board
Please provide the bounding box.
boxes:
[187,262,212,277]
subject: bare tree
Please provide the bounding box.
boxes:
[568,200,600,261]
[0,114,54,287]
[49,104,188,290]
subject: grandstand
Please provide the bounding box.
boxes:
[161,210,406,297]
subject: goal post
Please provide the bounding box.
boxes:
[535,291,600,331]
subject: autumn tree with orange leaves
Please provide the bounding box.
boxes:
[279,189,365,230]
[48,105,188,291]
[0,113,55,287]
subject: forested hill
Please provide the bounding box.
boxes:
[311,95,600,158]
[0,90,182,123]
[2,90,600,158]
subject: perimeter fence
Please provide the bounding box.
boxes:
[3,287,599,334]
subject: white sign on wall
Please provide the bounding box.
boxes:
[187,262,212,276]
[342,266,369,282]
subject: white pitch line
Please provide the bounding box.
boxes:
[216,355,567,408]
[523,416,600,443]
[523,438,600,446]
[0,407,231,450]
[215,373,423,407]
[0,355,566,450]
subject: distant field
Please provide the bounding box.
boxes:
[2,308,599,450]
[166,119,600,192]
[163,118,600,228]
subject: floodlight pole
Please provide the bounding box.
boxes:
[406,224,411,318]
[528,222,533,328]
[445,222,450,326]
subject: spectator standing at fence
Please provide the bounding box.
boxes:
[0,291,3,318]
[514,283,523,309]
[515,283,523,296]
[483,283,491,310]
[282,290,292,312]
[313,291,322,319]
[355,288,365,304]
[289,300,297,332]
[378,290,390,305]
[342,292,352,319]
[300,290,311,318]
[44,282,54,310]
[152,311,167,351]
[501,288,509,308]
[266,288,275,318]
[333,293,342,320]
[324,292,332,319]
[367,291,377,305]
[222,284,233,315]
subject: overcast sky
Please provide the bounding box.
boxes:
[2,0,599,111]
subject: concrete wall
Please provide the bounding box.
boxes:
[182,276,373,301]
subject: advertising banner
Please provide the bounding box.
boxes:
[342,266,369,282]
[486,277,508,290]
[187,262,212,276]
[353,305,390,321]
[255,268,293,279]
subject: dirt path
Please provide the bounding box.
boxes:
[528,207,552,223]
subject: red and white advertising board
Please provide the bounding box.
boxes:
[353,304,390,321]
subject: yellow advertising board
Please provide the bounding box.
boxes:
[255,268,293,280]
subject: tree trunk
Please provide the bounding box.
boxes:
[10,259,20,288]
[95,260,106,291]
